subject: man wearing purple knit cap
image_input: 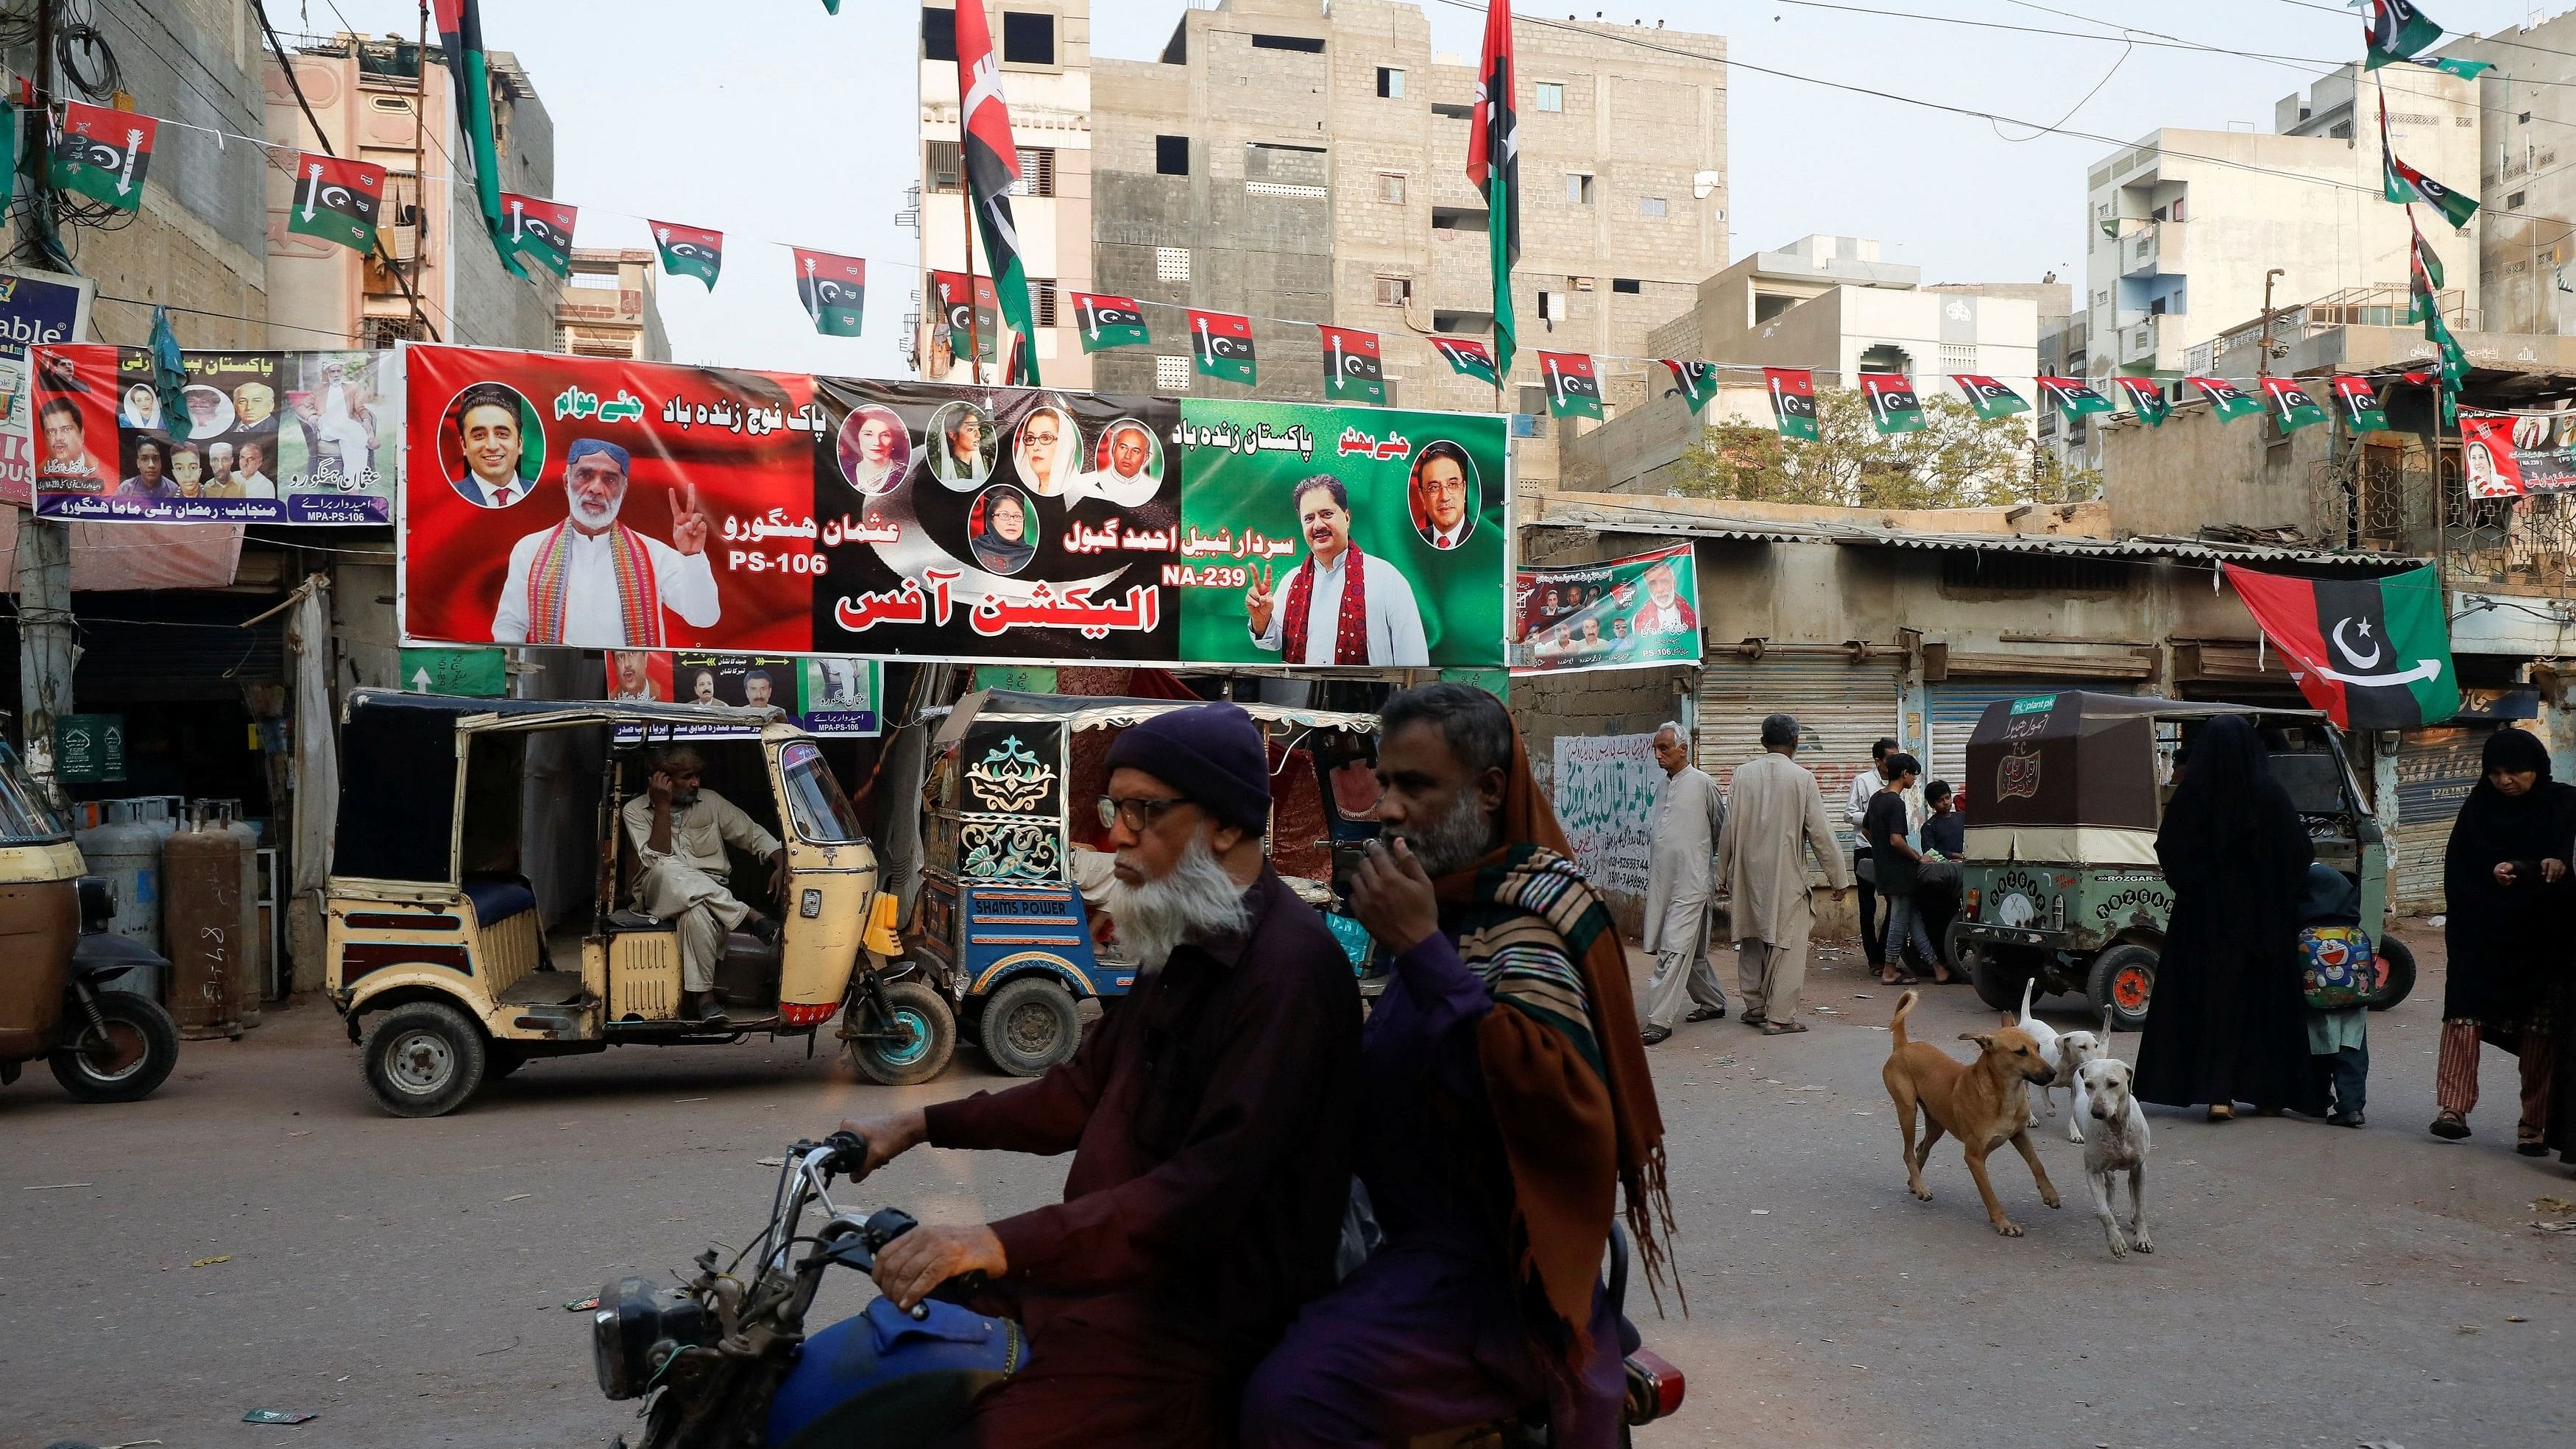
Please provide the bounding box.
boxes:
[489,436,720,647]
[839,702,1362,1449]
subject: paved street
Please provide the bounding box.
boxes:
[4,926,2571,1448]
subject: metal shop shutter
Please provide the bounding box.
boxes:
[1928,678,2138,810]
[2391,723,2493,915]
[1697,653,1903,862]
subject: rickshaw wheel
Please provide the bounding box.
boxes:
[980,977,1081,1077]
[1966,943,2031,1015]
[2368,936,2417,1011]
[48,991,179,1103]
[361,1000,489,1118]
[847,979,955,1086]
[2087,943,2158,1033]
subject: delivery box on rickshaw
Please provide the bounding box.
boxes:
[1945,690,2416,1031]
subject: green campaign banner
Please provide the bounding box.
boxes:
[1511,540,1700,675]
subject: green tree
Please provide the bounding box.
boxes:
[1669,388,2101,508]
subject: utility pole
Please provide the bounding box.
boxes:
[2256,266,2286,382]
[15,0,74,807]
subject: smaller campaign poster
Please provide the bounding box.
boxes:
[0,266,94,507]
[606,651,879,737]
[2460,410,2576,497]
[1512,541,1702,675]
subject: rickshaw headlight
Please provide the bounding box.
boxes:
[593,1275,712,1400]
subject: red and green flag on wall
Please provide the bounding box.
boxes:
[1433,336,1500,387]
[2334,375,2391,432]
[433,0,523,279]
[2116,376,2171,427]
[1320,325,1385,404]
[1951,374,2028,419]
[1764,367,1819,440]
[2379,90,2477,230]
[1468,0,1520,380]
[955,0,1041,384]
[2363,0,2444,70]
[1539,351,1603,419]
[1661,358,1722,414]
[50,101,153,211]
[931,269,999,362]
[2262,377,2331,433]
[649,220,723,289]
[2224,562,2458,729]
[1069,291,1150,352]
[2037,375,2115,420]
[1189,309,1256,385]
[2190,375,2264,422]
[287,153,385,254]
[793,248,866,336]
[1860,372,1925,435]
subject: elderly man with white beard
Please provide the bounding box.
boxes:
[834,703,1362,1449]
[489,439,721,647]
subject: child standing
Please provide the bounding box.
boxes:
[2298,862,2373,1127]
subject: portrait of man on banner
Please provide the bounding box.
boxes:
[489,437,721,648]
[446,382,540,508]
[1243,473,1429,666]
[1631,557,1697,634]
[1407,439,1479,550]
[1078,417,1161,507]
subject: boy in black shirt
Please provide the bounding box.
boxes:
[1864,754,1948,984]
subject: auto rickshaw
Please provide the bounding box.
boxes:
[1945,691,2416,1031]
[906,690,1383,1078]
[325,691,918,1117]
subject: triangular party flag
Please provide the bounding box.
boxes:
[1859,372,1925,435]
[1188,309,1256,384]
[955,0,1041,384]
[51,101,155,211]
[2262,377,2332,433]
[2379,91,2478,230]
[1951,375,2029,419]
[2223,561,2458,729]
[1432,336,1500,386]
[2037,375,2116,419]
[1763,367,1819,441]
[1319,325,1385,404]
[1468,0,1520,380]
[1660,359,1722,414]
[2363,0,2443,69]
[287,153,386,255]
[649,221,723,289]
[2333,375,2392,432]
[499,193,577,277]
[434,0,524,279]
[2190,376,2264,421]
[793,248,866,337]
[149,304,190,443]
[2115,376,2171,427]
[1539,351,1603,419]
[930,269,999,362]
[1069,291,1150,352]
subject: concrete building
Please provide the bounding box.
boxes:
[267,29,561,352]
[2433,8,2576,336]
[2082,64,2481,383]
[557,249,670,361]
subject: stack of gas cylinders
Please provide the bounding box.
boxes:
[73,798,263,1041]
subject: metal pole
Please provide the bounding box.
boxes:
[16,0,72,807]
[960,176,983,386]
[2257,267,2285,382]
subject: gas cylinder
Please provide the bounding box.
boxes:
[74,798,163,960]
[197,801,264,1028]
[163,810,247,1041]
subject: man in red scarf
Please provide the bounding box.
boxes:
[489,438,721,648]
[1245,475,1429,665]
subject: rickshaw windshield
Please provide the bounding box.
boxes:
[0,741,69,842]
[779,740,866,843]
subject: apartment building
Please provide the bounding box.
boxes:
[557,249,670,361]
[2434,8,2576,334]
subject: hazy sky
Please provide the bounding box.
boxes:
[298,0,2552,374]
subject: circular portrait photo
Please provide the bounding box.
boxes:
[1406,439,1480,551]
[1013,404,1080,497]
[925,400,997,490]
[118,380,162,430]
[179,384,237,440]
[440,380,545,509]
[969,483,1038,575]
[837,404,912,497]
[1085,417,1163,507]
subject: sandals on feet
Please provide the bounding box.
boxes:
[1759,1020,1808,1035]
[1687,1006,1727,1023]
[2429,1113,2470,1141]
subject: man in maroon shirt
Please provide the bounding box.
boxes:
[839,702,1362,1449]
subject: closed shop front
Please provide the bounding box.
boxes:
[1696,652,1903,860]
[1928,677,2140,810]
[2391,723,2494,913]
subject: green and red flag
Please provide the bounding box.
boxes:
[2363,0,2444,70]
[1951,374,2029,419]
[931,269,999,362]
[2190,375,2263,422]
[1188,309,1256,385]
[500,193,576,277]
[432,0,523,279]
[50,101,154,211]
[1539,351,1602,419]
[1320,325,1385,404]
[2407,217,2446,323]
[1764,366,1819,440]
[1068,291,1150,352]
[287,152,385,255]
[1661,359,1722,414]
[1468,0,1520,382]
[1860,372,1924,435]
[2115,375,2171,426]
[2380,91,2477,230]
[649,220,723,289]
[2406,54,2490,78]
[2262,377,2332,433]
[2334,375,2391,432]
[2223,563,2458,729]
[2037,375,2115,419]
[955,0,1041,384]
[793,249,866,337]
[1433,336,1500,387]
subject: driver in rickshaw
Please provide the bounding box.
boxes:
[623,744,788,1024]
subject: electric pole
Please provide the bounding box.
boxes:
[15,0,75,807]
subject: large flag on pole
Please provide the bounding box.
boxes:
[2223,563,2458,729]
[955,0,1041,385]
[2363,0,2444,70]
[1468,0,1519,381]
[432,1,524,279]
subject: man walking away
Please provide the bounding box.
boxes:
[1846,737,1897,972]
[1716,713,1853,1035]
[1865,754,1950,985]
[1641,722,1726,1044]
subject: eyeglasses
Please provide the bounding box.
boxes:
[1097,796,1188,832]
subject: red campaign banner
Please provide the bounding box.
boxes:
[2460,411,2576,497]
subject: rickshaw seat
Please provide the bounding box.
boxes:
[462,875,538,929]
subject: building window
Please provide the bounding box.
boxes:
[1638,195,1666,217]
[364,315,428,350]
[1378,67,1404,99]
[1611,277,1641,294]
[925,140,963,194]
[1432,206,1487,232]
[1571,276,1595,291]
[1431,101,1473,119]
[1535,290,1563,322]
[1377,171,1406,204]
[1940,343,1975,373]
[1033,278,1058,327]
[1156,355,1192,390]
[1156,134,1189,176]
[1375,275,1412,306]
[1002,11,1055,65]
[1156,247,1191,282]
[1535,81,1565,113]
[1565,173,1594,205]
[2509,190,2527,209]
[1251,33,1326,52]
[922,6,956,61]
[1011,147,1058,197]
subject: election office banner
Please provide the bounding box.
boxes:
[2461,410,2576,497]
[31,343,399,522]
[1512,540,1702,674]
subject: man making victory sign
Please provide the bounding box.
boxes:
[1245,475,1429,666]
[491,439,721,648]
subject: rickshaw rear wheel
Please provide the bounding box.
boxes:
[2368,935,2417,1011]
[980,977,1081,1077]
[847,979,956,1086]
[2087,943,2158,1033]
[361,1000,489,1118]
[48,991,180,1103]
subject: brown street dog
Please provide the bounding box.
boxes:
[1881,990,2063,1236]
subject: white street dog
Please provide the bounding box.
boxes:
[2076,1055,2152,1259]
[2014,977,2062,1127]
[2048,1013,2110,1144]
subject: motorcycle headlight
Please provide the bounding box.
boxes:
[592,1275,712,1400]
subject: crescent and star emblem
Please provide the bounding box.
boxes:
[2315,615,2444,687]
[2332,617,2381,669]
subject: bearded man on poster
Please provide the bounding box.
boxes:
[1245,475,1429,666]
[490,439,721,648]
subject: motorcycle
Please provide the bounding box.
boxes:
[593,1133,1687,1448]
[1,874,180,1105]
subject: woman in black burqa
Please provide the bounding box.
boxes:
[2136,715,2326,1120]
[2438,726,2576,1151]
